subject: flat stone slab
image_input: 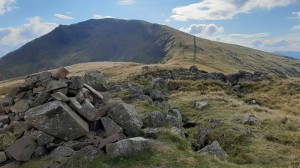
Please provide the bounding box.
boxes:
[5,136,36,162]
[24,101,89,140]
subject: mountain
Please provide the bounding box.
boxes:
[0,18,300,80]
[274,51,300,59]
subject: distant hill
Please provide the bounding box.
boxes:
[274,51,300,59]
[0,18,300,80]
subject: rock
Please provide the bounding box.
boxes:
[32,86,45,94]
[108,103,143,136]
[171,127,185,138]
[5,136,37,161]
[52,67,69,79]
[12,121,29,138]
[189,65,198,72]
[50,146,75,157]
[46,80,68,92]
[79,99,97,121]
[69,76,84,90]
[51,92,69,102]
[55,88,68,95]
[84,71,108,92]
[195,101,208,110]
[0,151,7,163]
[246,99,258,105]
[37,131,55,146]
[10,100,30,113]
[75,91,85,103]
[98,133,121,148]
[73,145,104,160]
[38,71,52,81]
[84,84,104,101]
[0,115,9,124]
[0,132,16,150]
[149,110,182,128]
[197,140,228,158]
[33,146,46,157]
[31,92,51,107]
[243,114,257,125]
[106,137,152,158]
[195,126,211,150]
[25,101,89,140]
[100,117,123,137]
[153,101,171,112]
[68,97,82,112]
[149,78,168,101]
[0,162,20,168]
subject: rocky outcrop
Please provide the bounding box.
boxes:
[197,140,228,158]
[0,67,149,166]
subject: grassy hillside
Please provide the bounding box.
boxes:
[163,26,300,77]
[2,62,296,168]
[1,18,300,81]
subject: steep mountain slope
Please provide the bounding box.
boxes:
[0,18,300,80]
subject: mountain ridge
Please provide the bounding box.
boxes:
[0,18,300,80]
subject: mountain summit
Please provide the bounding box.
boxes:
[0,18,299,80]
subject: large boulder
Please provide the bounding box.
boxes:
[149,78,168,101]
[5,136,37,161]
[78,99,97,121]
[108,103,143,137]
[149,109,182,128]
[24,101,89,140]
[46,80,68,92]
[69,76,84,90]
[100,117,123,137]
[106,137,152,158]
[52,67,69,79]
[84,71,108,92]
[197,140,228,158]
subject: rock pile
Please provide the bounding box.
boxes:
[0,68,155,166]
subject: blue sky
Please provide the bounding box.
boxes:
[0,0,300,57]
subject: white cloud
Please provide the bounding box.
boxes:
[54,13,74,20]
[210,32,300,52]
[0,0,16,15]
[118,0,136,5]
[93,14,114,19]
[0,17,58,56]
[171,0,299,21]
[180,24,224,37]
[292,11,300,19]
[292,25,300,30]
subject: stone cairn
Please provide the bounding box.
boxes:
[0,67,164,166]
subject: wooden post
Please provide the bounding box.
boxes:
[193,36,196,60]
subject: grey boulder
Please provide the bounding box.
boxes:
[100,117,123,137]
[5,136,37,161]
[106,137,152,158]
[108,103,143,137]
[198,140,228,158]
[24,101,89,140]
[84,71,108,92]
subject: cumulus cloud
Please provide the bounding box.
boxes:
[180,24,224,37]
[0,17,58,56]
[211,33,300,52]
[292,11,300,19]
[292,25,300,30]
[0,0,16,15]
[118,0,136,5]
[171,0,299,21]
[93,14,114,19]
[54,13,74,20]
